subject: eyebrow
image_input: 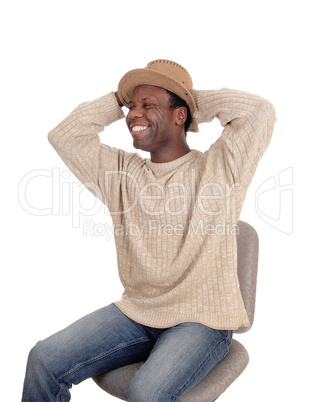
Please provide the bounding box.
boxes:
[128,97,154,105]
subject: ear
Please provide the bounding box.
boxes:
[175,107,187,126]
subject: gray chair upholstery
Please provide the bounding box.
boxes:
[93,221,259,401]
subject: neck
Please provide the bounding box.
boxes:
[150,142,191,163]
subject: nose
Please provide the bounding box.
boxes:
[128,106,144,120]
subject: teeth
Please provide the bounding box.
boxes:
[132,125,147,132]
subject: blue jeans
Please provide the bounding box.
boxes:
[22,304,232,401]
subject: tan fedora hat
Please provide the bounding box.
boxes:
[118,59,198,132]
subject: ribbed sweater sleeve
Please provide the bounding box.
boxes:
[48,92,125,202]
[192,88,276,215]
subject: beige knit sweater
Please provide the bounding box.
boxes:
[48,89,276,330]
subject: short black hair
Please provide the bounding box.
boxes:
[165,89,192,133]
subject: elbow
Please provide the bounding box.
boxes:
[253,99,277,144]
[259,99,277,146]
[47,129,60,152]
[47,129,56,147]
[259,98,277,124]
[269,102,277,124]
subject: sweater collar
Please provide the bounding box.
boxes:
[145,150,198,172]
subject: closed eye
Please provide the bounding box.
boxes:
[128,102,156,110]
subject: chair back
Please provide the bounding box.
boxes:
[234,221,259,334]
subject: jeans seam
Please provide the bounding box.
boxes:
[57,336,150,382]
[175,333,231,397]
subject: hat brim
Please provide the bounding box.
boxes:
[118,68,199,132]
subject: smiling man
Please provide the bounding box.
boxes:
[125,85,190,162]
[22,60,276,401]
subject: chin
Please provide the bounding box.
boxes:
[132,139,150,152]
[132,140,145,151]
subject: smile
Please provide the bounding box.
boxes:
[131,124,149,133]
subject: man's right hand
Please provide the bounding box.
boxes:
[114,92,123,107]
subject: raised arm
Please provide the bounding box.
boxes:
[48,92,125,201]
[192,88,276,213]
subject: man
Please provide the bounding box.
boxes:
[22,59,276,401]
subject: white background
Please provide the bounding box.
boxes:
[1,0,309,400]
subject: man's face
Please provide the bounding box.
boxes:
[126,85,177,154]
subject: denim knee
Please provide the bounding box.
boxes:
[27,341,47,370]
[26,339,60,380]
[23,340,72,402]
